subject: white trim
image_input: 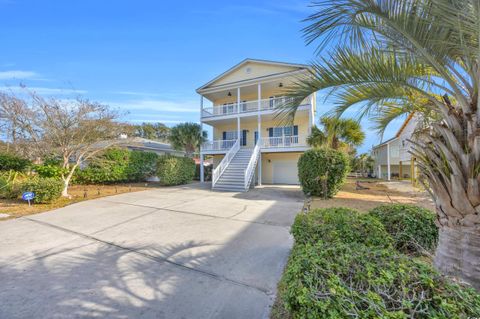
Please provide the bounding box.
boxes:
[196,58,309,92]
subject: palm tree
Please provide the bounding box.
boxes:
[308,116,365,151]
[282,0,480,289]
[168,122,207,157]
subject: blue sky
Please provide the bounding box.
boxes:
[0,0,403,153]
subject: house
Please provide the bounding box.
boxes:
[371,113,419,183]
[197,58,316,191]
[125,137,186,156]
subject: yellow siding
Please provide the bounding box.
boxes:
[260,152,302,184]
[212,62,300,87]
[212,113,309,148]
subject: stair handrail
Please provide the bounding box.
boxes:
[244,140,261,190]
[212,138,240,187]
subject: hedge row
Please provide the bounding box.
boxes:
[277,206,480,318]
[74,148,158,184]
[0,153,31,172]
[157,155,195,186]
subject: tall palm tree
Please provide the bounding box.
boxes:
[308,116,365,151]
[282,0,480,289]
[168,122,206,157]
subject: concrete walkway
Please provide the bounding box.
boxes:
[0,183,304,319]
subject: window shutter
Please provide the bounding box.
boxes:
[268,128,273,137]
[254,131,258,144]
[222,131,226,140]
[293,125,298,136]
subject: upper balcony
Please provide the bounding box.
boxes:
[201,95,313,122]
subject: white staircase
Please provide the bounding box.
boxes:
[213,149,254,191]
[211,138,261,192]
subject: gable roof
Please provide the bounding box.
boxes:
[372,113,416,150]
[196,58,309,92]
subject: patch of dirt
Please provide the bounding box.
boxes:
[310,179,434,212]
[0,183,162,220]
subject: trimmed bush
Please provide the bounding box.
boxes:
[291,207,392,248]
[125,151,158,182]
[298,148,349,198]
[75,148,159,184]
[0,153,31,172]
[75,148,130,184]
[281,241,480,318]
[0,170,23,199]
[157,155,195,186]
[369,204,438,255]
[20,177,63,203]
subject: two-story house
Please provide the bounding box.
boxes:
[371,113,419,183]
[197,59,316,191]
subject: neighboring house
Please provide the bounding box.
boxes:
[371,114,419,182]
[197,58,316,191]
[126,137,185,156]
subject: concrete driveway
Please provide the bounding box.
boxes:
[0,183,303,319]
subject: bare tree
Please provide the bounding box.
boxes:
[0,90,127,197]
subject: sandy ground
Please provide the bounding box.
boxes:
[310,179,435,212]
[0,183,159,220]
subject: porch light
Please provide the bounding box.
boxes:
[279,82,283,87]
[227,92,232,97]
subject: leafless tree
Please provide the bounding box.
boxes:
[0,90,128,197]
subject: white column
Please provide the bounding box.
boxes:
[237,87,241,114]
[257,83,262,185]
[387,143,391,181]
[237,87,241,143]
[200,95,204,183]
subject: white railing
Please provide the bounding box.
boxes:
[212,139,240,187]
[202,96,310,118]
[260,135,307,148]
[244,140,261,190]
[202,139,237,152]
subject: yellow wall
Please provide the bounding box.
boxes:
[260,152,302,184]
[212,62,300,87]
[211,152,302,184]
[212,113,310,148]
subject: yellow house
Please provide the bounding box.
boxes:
[197,59,316,191]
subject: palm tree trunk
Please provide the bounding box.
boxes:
[434,225,480,290]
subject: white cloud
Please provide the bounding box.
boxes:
[0,70,40,80]
[0,86,87,95]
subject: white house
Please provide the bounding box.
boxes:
[371,114,420,182]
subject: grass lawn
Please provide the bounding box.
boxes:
[0,182,162,220]
[309,178,434,212]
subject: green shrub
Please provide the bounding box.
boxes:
[75,148,159,184]
[0,153,31,172]
[75,148,130,184]
[292,207,392,248]
[281,241,480,318]
[369,204,438,255]
[0,170,23,199]
[125,151,158,182]
[157,155,195,186]
[20,177,63,203]
[297,148,349,198]
[34,164,68,179]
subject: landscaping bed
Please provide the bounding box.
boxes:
[272,205,480,318]
[0,183,162,220]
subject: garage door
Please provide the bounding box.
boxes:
[272,160,300,185]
